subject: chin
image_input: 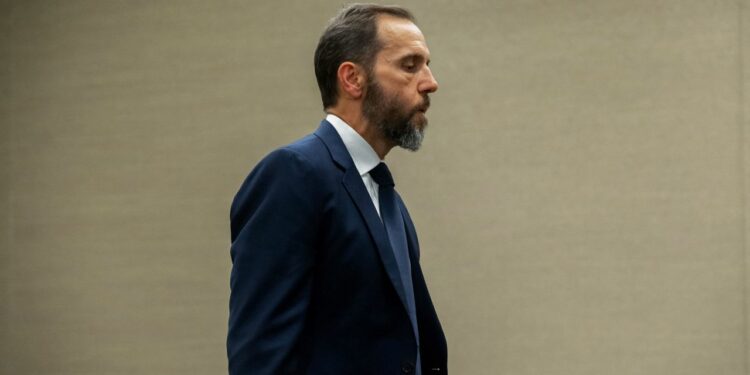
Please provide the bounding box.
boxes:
[412,113,428,129]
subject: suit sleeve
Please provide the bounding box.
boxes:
[227,147,321,375]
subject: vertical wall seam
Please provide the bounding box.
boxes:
[0,2,14,374]
[739,1,748,374]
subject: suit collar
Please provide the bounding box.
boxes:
[314,119,354,171]
[325,114,381,177]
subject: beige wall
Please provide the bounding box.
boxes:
[2,1,749,374]
[745,0,750,371]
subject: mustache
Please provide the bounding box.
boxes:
[417,96,430,112]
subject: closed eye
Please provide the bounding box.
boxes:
[402,62,418,72]
[400,54,426,73]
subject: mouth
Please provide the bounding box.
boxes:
[417,97,430,113]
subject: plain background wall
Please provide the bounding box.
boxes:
[2,0,749,374]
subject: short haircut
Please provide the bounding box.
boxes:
[314,3,415,109]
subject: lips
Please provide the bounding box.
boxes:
[418,96,431,113]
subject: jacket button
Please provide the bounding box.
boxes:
[401,361,415,373]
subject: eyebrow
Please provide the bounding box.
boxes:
[399,53,431,65]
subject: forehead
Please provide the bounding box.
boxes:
[375,15,430,59]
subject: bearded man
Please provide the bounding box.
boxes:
[227,4,446,374]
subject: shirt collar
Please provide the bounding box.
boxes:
[326,114,381,176]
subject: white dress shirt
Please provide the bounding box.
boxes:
[326,113,383,216]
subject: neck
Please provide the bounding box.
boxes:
[327,108,394,160]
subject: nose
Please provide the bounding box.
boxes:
[418,66,438,94]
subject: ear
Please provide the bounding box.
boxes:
[336,62,366,100]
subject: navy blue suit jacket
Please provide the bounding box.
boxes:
[228,120,447,374]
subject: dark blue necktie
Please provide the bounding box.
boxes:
[369,162,420,374]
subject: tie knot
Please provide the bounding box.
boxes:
[369,162,394,187]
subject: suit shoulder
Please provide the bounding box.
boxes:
[244,133,322,172]
[249,133,338,183]
[278,133,330,168]
[230,134,327,231]
[232,132,331,202]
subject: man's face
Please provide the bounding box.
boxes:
[362,15,438,151]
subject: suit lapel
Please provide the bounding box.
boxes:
[398,194,448,362]
[396,193,420,262]
[314,120,410,312]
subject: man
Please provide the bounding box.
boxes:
[227,4,446,374]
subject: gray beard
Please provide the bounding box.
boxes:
[380,119,424,151]
[362,80,427,152]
